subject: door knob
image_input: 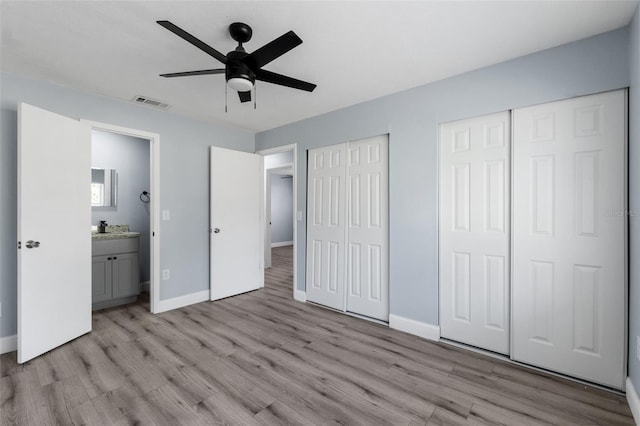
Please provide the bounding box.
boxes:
[26,240,40,249]
[213,228,221,233]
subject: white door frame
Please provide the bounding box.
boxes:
[82,120,161,314]
[267,164,294,257]
[256,144,298,300]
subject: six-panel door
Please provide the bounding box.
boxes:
[512,90,626,389]
[306,136,390,321]
[306,143,348,311]
[439,112,511,355]
[345,135,389,321]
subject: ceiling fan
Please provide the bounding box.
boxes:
[157,21,316,103]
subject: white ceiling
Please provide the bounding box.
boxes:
[1,1,637,132]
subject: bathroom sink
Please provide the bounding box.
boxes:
[91,231,140,240]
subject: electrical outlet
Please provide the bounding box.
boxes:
[162,269,170,280]
[162,210,170,221]
[297,210,303,221]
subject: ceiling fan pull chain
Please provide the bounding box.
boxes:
[254,82,257,110]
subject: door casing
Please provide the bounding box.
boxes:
[83,120,161,313]
[257,144,298,301]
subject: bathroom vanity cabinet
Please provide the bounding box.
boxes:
[91,234,140,310]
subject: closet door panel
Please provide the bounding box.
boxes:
[512,90,626,389]
[346,135,389,321]
[306,144,347,310]
[439,112,510,355]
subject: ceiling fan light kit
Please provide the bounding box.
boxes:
[227,77,253,92]
[157,20,316,110]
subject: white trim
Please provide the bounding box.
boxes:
[0,334,17,354]
[256,144,298,303]
[294,290,307,302]
[627,377,640,424]
[272,241,293,248]
[82,120,161,315]
[154,290,210,314]
[389,314,441,341]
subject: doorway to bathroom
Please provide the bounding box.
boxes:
[86,120,161,314]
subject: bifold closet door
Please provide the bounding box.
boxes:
[306,136,389,321]
[512,90,626,389]
[306,143,347,311]
[345,135,389,321]
[439,111,510,355]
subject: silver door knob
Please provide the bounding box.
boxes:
[26,240,40,249]
[213,228,221,233]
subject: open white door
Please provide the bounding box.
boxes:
[18,103,91,363]
[210,147,263,300]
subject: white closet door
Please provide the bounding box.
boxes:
[512,90,626,389]
[439,112,510,355]
[346,135,389,321]
[306,144,347,310]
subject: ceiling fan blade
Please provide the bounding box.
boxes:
[157,20,227,64]
[245,31,302,69]
[255,69,316,92]
[160,69,225,78]
[238,91,252,103]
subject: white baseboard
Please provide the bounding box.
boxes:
[389,314,440,342]
[0,334,17,354]
[271,241,293,248]
[294,290,307,302]
[141,281,150,292]
[153,290,210,314]
[627,377,640,425]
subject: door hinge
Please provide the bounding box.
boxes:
[17,241,21,249]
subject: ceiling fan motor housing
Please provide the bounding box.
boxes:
[225,50,255,87]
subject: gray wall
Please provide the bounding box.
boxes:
[628,4,640,393]
[91,129,151,283]
[271,176,293,244]
[256,28,630,326]
[0,72,254,338]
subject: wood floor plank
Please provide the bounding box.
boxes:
[247,349,403,426]
[67,398,105,426]
[225,351,345,426]
[90,384,158,426]
[193,391,262,426]
[1,246,633,425]
[426,406,469,426]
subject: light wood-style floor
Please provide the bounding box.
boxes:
[1,246,634,425]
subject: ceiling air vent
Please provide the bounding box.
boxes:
[131,95,170,110]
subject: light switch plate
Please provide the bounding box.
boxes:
[162,269,170,280]
[297,210,303,221]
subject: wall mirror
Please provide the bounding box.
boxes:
[91,168,117,207]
